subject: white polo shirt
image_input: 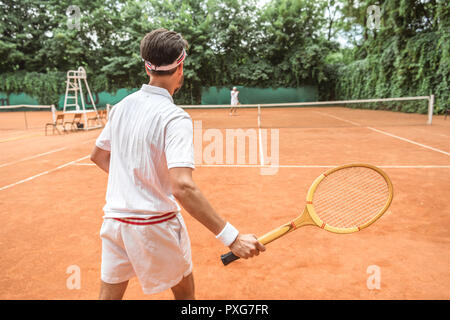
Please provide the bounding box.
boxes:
[230,90,239,105]
[96,84,195,218]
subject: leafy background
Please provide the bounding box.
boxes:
[0,0,448,113]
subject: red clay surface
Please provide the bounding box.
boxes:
[0,107,449,299]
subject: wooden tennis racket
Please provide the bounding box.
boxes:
[221,163,393,265]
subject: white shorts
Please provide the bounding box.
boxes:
[100,212,193,295]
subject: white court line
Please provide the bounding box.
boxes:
[313,111,362,126]
[0,147,68,168]
[0,155,89,191]
[316,111,449,156]
[71,163,450,169]
[367,127,450,156]
[197,164,450,169]
[0,137,96,169]
[275,165,450,168]
[258,127,265,166]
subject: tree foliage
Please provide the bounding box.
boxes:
[334,0,449,113]
[0,0,448,112]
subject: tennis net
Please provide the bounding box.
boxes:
[180,95,435,129]
[0,105,55,131]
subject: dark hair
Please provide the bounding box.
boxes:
[140,28,188,76]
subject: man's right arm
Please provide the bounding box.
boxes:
[90,146,110,173]
[169,167,265,259]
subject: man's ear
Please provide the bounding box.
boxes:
[178,62,184,76]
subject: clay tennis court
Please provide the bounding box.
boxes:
[0,106,449,299]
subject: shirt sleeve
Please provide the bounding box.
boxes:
[165,112,195,169]
[96,117,112,151]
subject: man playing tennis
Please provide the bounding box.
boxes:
[90,28,265,300]
[229,86,239,116]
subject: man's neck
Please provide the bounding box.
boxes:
[149,78,175,96]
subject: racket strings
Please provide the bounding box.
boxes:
[315,171,388,228]
[316,188,385,227]
[316,180,387,226]
[312,167,389,229]
[317,178,387,227]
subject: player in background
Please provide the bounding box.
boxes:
[230,86,240,116]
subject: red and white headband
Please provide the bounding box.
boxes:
[144,48,187,72]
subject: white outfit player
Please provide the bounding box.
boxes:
[230,89,239,106]
[96,84,195,294]
[230,87,239,115]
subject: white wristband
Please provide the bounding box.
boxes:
[216,222,239,247]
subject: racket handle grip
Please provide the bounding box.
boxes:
[221,251,240,265]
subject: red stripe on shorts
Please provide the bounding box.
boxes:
[113,212,177,225]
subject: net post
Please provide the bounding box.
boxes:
[427,94,434,125]
[23,109,28,130]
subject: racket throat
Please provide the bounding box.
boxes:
[257,208,315,245]
[292,207,316,229]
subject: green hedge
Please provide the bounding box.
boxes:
[335,33,449,114]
